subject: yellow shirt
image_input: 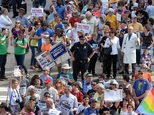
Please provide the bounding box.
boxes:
[30,35,38,47]
[129,22,143,32]
[93,92,103,108]
[106,14,117,29]
[50,20,57,30]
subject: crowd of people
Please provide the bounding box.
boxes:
[0,0,154,114]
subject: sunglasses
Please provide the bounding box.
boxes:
[43,70,47,71]
[92,84,96,86]
[56,82,61,84]
[86,74,92,77]
[30,99,35,101]
[105,32,109,33]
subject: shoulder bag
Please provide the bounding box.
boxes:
[103,38,112,55]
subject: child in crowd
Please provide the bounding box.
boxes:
[41,37,52,52]
[142,49,151,70]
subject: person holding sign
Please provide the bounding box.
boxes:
[56,63,74,85]
[40,78,59,102]
[58,85,78,115]
[41,37,52,52]
[70,30,94,81]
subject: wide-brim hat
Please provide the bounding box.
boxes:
[18,8,25,13]
[106,79,119,88]
[107,8,114,13]
[62,64,71,69]
[73,11,80,17]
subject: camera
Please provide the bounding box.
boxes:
[15,99,20,103]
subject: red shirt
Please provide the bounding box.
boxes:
[69,17,81,27]
[71,91,83,103]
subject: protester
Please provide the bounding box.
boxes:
[55,79,65,97]
[0,28,8,81]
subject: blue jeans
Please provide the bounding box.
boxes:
[12,0,22,16]
[30,46,38,66]
[15,54,28,74]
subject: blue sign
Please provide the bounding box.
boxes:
[50,43,67,60]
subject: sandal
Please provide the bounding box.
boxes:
[34,65,38,68]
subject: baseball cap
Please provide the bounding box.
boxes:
[89,98,97,103]
[44,78,52,83]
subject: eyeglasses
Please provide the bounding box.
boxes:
[16,22,20,24]
[92,84,96,86]
[45,95,50,97]
[110,84,114,85]
[30,99,35,101]
[56,82,61,84]
[43,70,47,71]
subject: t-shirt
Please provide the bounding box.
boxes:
[76,104,90,114]
[36,28,54,48]
[0,34,7,55]
[133,78,150,99]
[40,75,53,84]
[41,43,52,51]
[14,38,27,55]
[25,112,35,115]
[84,107,98,115]
[71,91,83,103]
[56,72,74,85]
[93,92,102,108]
[106,15,117,29]
[87,89,96,98]
[128,22,143,32]
[81,17,98,34]
[69,17,81,28]
[134,72,152,83]
[99,104,117,115]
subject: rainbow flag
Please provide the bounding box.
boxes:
[136,86,154,115]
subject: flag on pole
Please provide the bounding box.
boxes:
[136,86,154,115]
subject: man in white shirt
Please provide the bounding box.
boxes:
[40,78,59,102]
[58,85,78,115]
[0,8,12,53]
[69,22,79,48]
[81,11,98,35]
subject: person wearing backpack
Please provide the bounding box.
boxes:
[84,98,99,115]
[14,30,28,77]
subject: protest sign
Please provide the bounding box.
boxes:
[50,42,67,60]
[60,102,71,115]
[59,74,69,85]
[37,100,46,110]
[54,51,70,65]
[101,0,108,8]
[19,85,26,95]
[31,8,43,17]
[48,109,61,115]
[76,23,91,34]
[104,89,123,102]
[35,86,44,94]
[35,51,55,69]
[116,13,122,22]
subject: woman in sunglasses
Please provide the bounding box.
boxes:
[20,96,40,115]
[10,20,25,46]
